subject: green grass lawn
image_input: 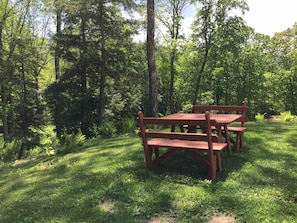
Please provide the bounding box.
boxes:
[0,121,297,223]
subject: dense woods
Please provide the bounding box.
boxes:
[1,0,297,159]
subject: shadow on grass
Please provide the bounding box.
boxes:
[0,136,177,222]
[1,124,297,223]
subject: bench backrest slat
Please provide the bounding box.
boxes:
[145,131,219,142]
[137,111,215,150]
[192,101,248,126]
[141,117,217,127]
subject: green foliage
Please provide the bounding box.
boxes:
[122,118,136,135]
[255,113,266,122]
[98,122,116,138]
[199,91,215,105]
[280,111,295,122]
[3,0,297,157]
[27,126,87,156]
[0,139,21,162]
[59,132,86,154]
[29,125,59,156]
[181,103,193,113]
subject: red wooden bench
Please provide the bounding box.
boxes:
[137,111,228,180]
[192,101,249,152]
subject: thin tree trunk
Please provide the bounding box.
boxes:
[54,0,62,137]
[192,46,209,105]
[21,62,29,132]
[1,88,9,141]
[0,20,9,141]
[80,16,88,136]
[147,0,158,117]
[169,0,185,114]
[18,142,25,160]
[98,1,106,125]
[55,2,61,81]
[18,62,29,160]
[169,51,175,114]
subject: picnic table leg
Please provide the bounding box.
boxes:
[216,152,222,172]
[208,157,217,181]
[234,133,241,152]
[240,132,244,148]
[154,147,160,158]
[222,125,232,155]
[144,147,153,169]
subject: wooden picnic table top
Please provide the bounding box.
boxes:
[160,113,242,125]
[161,113,242,155]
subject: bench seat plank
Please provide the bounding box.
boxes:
[148,139,227,151]
[227,126,247,132]
[145,131,219,142]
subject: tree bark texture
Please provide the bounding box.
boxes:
[147,0,158,117]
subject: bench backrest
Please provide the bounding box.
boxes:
[137,111,218,152]
[192,101,249,126]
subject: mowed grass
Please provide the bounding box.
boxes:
[0,121,297,223]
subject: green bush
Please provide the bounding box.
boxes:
[280,111,295,122]
[59,131,86,154]
[255,113,266,122]
[181,103,193,113]
[29,125,59,156]
[98,121,116,138]
[122,118,136,135]
[0,140,21,161]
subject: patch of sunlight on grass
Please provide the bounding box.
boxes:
[1,128,297,222]
[170,183,209,208]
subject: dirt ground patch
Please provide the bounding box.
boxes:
[265,115,281,122]
[148,214,236,223]
[208,215,237,223]
[149,217,175,223]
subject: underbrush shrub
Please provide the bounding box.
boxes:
[0,140,21,161]
[255,113,266,122]
[181,103,193,113]
[122,118,136,135]
[30,125,59,156]
[280,111,295,122]
[98,121,116,138]
[58,131,86,154]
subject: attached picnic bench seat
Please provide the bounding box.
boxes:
[192,101,249,152]
[137,111,228,180]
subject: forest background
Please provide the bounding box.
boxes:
[1,0,297,160]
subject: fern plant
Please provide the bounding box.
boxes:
[255,113,266,122]
[98,122,116,138]
[280,111,294,122]
[122,118,136,135]
[59,131,86,154]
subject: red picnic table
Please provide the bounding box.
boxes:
[160,113,242,154]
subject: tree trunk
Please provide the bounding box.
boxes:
[55,1,61,81]
[169,50,175,114]
[192,46,209,105]
[18,142,25,160]
[21,62,29,133]
[80,16,88,136]
[98,1,106,125]
[0,20,9,141]
[54,0,62,137]
[169,3,175,114]
[147,0,158,117]
[0,88,9,141]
